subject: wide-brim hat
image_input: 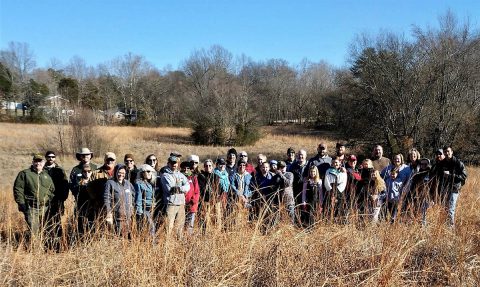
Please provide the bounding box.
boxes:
[76,147,93,161]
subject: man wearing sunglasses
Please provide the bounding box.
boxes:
[43,151,69,248]
[124,153,138,184]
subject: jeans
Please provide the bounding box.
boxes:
[137,210,155,237]
[447,192,459,227]
[422,192,459,227]
[185,212,196,235]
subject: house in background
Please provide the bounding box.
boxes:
[1,101,23,110]
[45,95,70,108]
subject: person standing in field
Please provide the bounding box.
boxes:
[381,154,411,222]
[271,161,295,224]
[71,163,94,236]
[301,165,323,227]
[70,148,98,234]
[43,151,68,249]
[289,149,308,223]
[430,147,467,227]
[160,155,190,237]
[403,158,432,223]
[181,161,200,235]
[344,155,361,213]
[13,154,55,236]
[229,158,253,227]
[197,159,221,231]
[88,152,117,226]
[249,161,274,222]
[323,157,348,221]
[134,164,156,238]
[104,164,135,237]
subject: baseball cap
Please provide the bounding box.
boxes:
[104,152,116,161]
[32,154,44,161]
[168,155,179,163]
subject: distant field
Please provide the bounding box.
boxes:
[0,122,478,286]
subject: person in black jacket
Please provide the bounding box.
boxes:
[43,151,68,249]
[430,147,467,227]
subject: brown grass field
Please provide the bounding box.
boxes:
[0,122,478,286]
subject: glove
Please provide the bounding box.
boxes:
[18,204,27,213]
[106,212,113,225]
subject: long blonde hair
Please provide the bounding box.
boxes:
[308,165,321,184]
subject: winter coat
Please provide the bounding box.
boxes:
[304,154,332,178]
[214,168,230,194]
[69,162,97,192]
[230,172,253,198]
[134,180,154,215]
[430,156,467,194]
[302,179,323,205]
[44,164,69,207]
[324,168,348,193]
[160,167,190,205]
[14,167,55,208]
[185,175,200,213]
[104,165,135,221]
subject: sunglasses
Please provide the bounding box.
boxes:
[239,155,247,157]
[144,170,152,173]
[83,170,92,173]
[147,158,157,162]
[125,159,134,163]
[46,156,55,159]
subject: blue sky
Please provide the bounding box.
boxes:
[1,0,478,70]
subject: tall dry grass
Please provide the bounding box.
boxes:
[0,123,479,286]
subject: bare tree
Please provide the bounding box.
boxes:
[0,41,36,82]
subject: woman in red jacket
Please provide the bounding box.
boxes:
[181,161,200,235]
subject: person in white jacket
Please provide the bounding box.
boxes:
[323,157,348,220]
[160,155,190,237]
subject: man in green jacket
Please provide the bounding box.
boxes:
[13,154,55,235]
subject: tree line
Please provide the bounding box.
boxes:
[1,11,479,161]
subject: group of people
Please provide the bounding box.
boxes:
[13,142,468,245]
